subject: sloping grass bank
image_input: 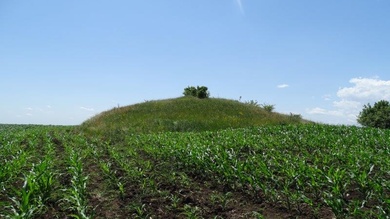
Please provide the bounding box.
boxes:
[80,96,307,136]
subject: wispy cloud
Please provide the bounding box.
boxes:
[333,100,361,109]
[80,106,95,112]
[235,0,244,15]
[322,94,331,101]
[25,105,53,113]
[306,107,343,116]
[277,84,289,89]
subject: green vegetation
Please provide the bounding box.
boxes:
[183,86,210,99]
[2,96,390,218]
[80,96,307,136]
[1,123,389,218]
[358,100,390,129]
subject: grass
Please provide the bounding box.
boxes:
[80,96,309,136]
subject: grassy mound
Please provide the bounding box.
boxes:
[80,96,309,135]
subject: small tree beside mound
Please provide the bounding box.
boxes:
[357,100,390,129]
[183,86,210,99]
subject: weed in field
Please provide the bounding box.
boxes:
[129,202,150,219]
[182,204,202,219]
[210,191,233,211]
[169,194,181,209]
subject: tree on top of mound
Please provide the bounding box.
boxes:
[183,86,210,99]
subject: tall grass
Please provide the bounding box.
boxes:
[80,96,309,136]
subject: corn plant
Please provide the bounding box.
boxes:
[4,174,43,219]
[63,149,91,219]
[127,124,390,217]
[3,159,55,219]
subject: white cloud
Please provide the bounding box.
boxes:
[277,84,289,88]
[306,107,326,115]
[26,107,33,111]
[306,107,343,116]
[333,100,361,110]
[306,77,390,125]
[337,77,390,101]
[80,106,95,111]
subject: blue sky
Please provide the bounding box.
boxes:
[1,0,390,125]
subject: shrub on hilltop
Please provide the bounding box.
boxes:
[183,86,210,99]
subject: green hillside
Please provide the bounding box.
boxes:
[80,96,308,135]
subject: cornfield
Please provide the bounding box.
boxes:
[0,124,389,218]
